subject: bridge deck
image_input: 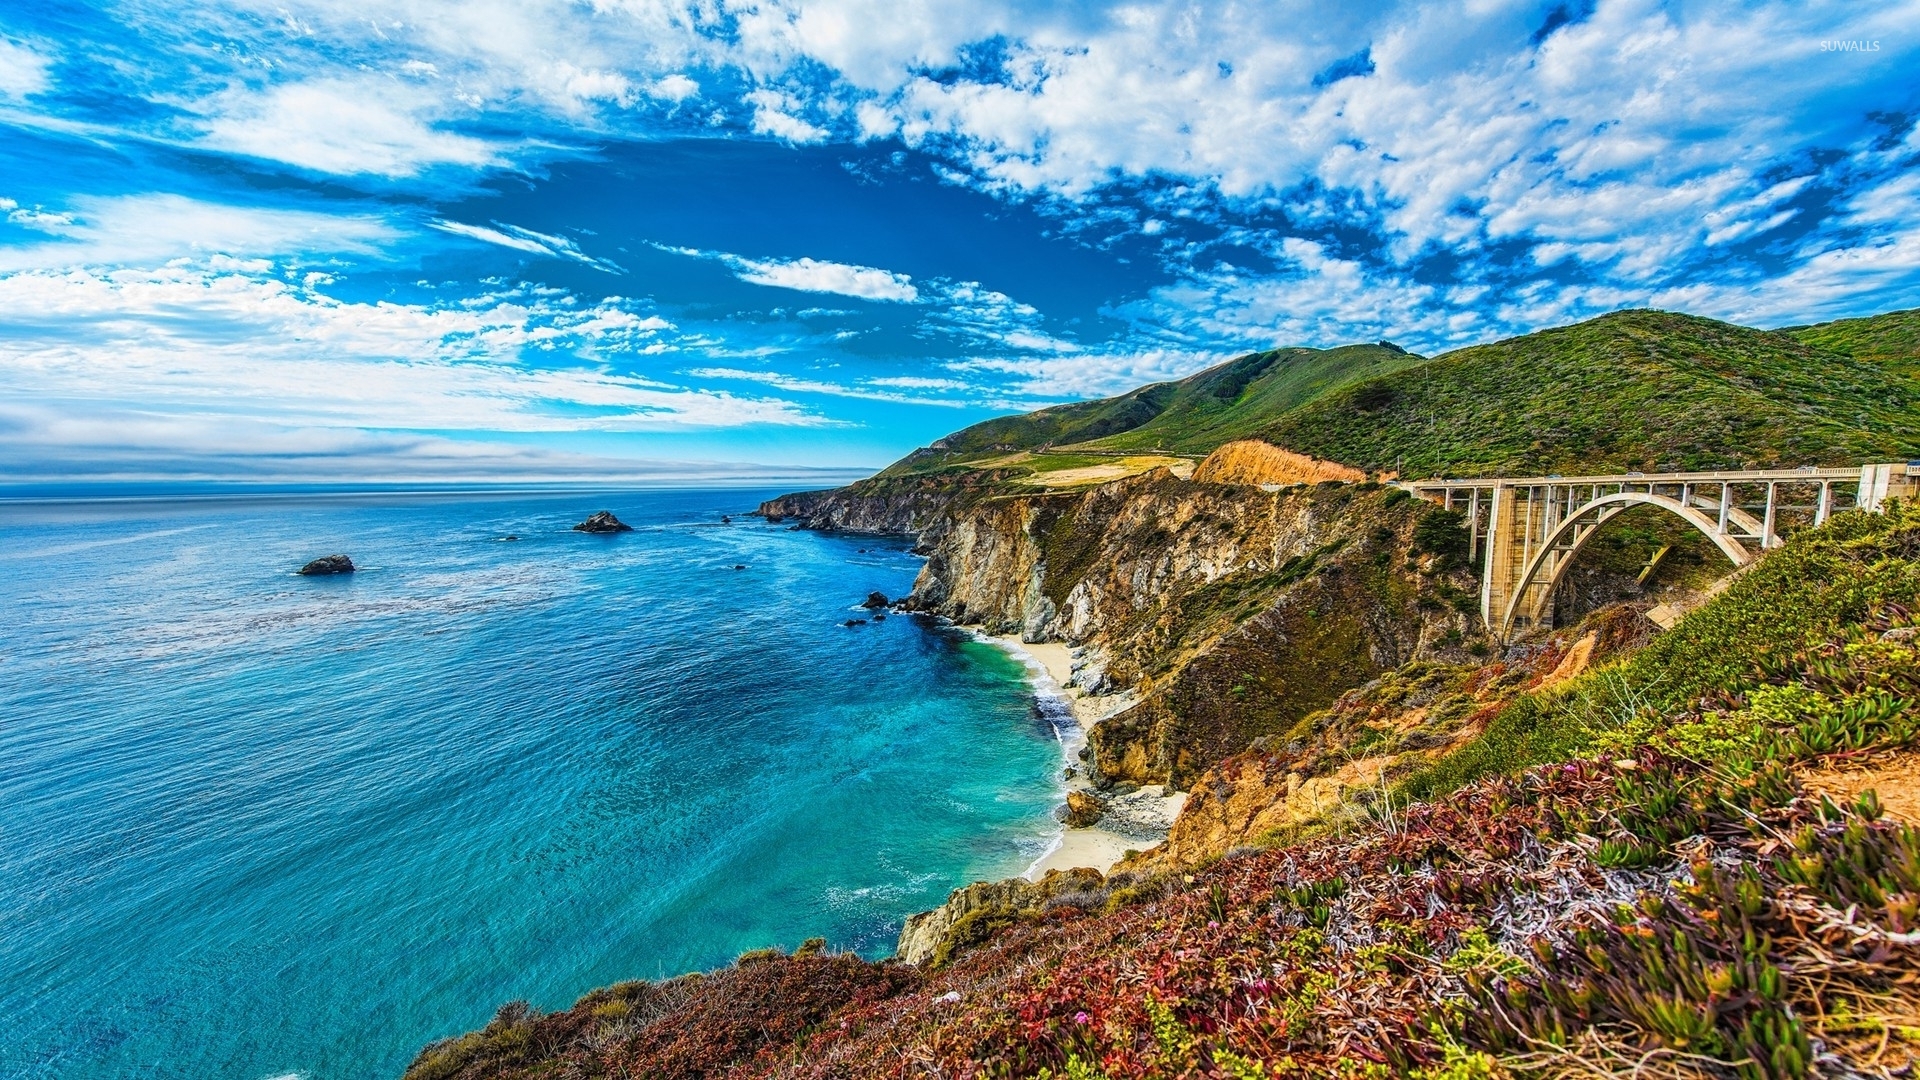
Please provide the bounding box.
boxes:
[1403,465,1896,490]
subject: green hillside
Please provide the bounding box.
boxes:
[878,342,1419,477]
[873,306,1920,486]
[1256,309,1920,478]
[1072,343,1422,453]
[1782,306,1920,380]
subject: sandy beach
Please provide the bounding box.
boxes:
[984,634,1186,880]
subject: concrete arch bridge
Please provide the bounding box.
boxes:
[1403,463,1918,640]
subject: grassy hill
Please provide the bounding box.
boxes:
[876,307,1919,488]
[1070,343,1422,454]
[1256,309,1920,477]
[877,342,1420,479]
[1782,305,1920,380]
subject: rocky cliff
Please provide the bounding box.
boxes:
[758,457,1662,974]
[767,467,1484,791]
[756,471,1020,540]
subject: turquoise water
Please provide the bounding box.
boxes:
[0,490,1066,1080]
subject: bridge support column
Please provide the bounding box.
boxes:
[1467,487,1481,561]
[1480,485,1530,634]
[1858,463,1920,512]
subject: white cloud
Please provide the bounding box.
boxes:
[949,348,1229,401]
[867,375,970,390]
[661,244,921,301]
[0,193,400,271]
[685,366,968,406]
[650,74,700,101]
[1651,223,1920,328]
[0,37,52,100]
[0,38,52,100]
[428,219,623,272]
[745,87,829,143]
[0,263,823,436]
[197,78,504,176]
[52,1,1920,307]
[558,64,637,107]
[1128,237,1459,350]
[8,0,1919,427]
[720,0,1917,328]
[429,219,555,255]
[733,255,917,301]
[924,280,1083,353]
[5,204,74,230]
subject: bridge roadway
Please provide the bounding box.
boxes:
[1400,462,1919,640]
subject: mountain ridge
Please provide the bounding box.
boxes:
[879,306,1920,489]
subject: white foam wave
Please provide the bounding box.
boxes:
[962,629,1091,880]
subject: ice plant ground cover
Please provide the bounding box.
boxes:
[405,506,1920,1078]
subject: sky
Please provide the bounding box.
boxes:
[0,0,1915,485]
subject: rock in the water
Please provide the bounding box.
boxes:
[844,618,869,627]
[732,564,747,570]
[297,554,355,576]
[496,535,519,542]
[1064,790,1106,828]
[720,514,732,524]
[573,510,632,533]
[861,591,890,609]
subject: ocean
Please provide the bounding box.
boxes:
[0,489,1069,1080]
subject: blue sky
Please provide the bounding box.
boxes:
[0,0,1915,484]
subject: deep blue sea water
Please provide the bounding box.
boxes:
[0,489,1067,1080]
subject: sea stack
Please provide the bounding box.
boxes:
[572,511,633,533]
[297,554,355,576]
[861,591,890,609]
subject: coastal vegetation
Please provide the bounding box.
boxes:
[1259,310,1920,477]
[410,305,1920,1079]
[867,307,1920,490]
[875,343,1421,477]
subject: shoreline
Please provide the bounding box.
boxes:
[974,632,1184,880]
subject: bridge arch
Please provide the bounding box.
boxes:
[1409,464,1915,641]
[1499,491,1755,637]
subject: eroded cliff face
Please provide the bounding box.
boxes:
[900,470,1483,789]
[759,463,1488,924]
[1148,604,1654,868]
